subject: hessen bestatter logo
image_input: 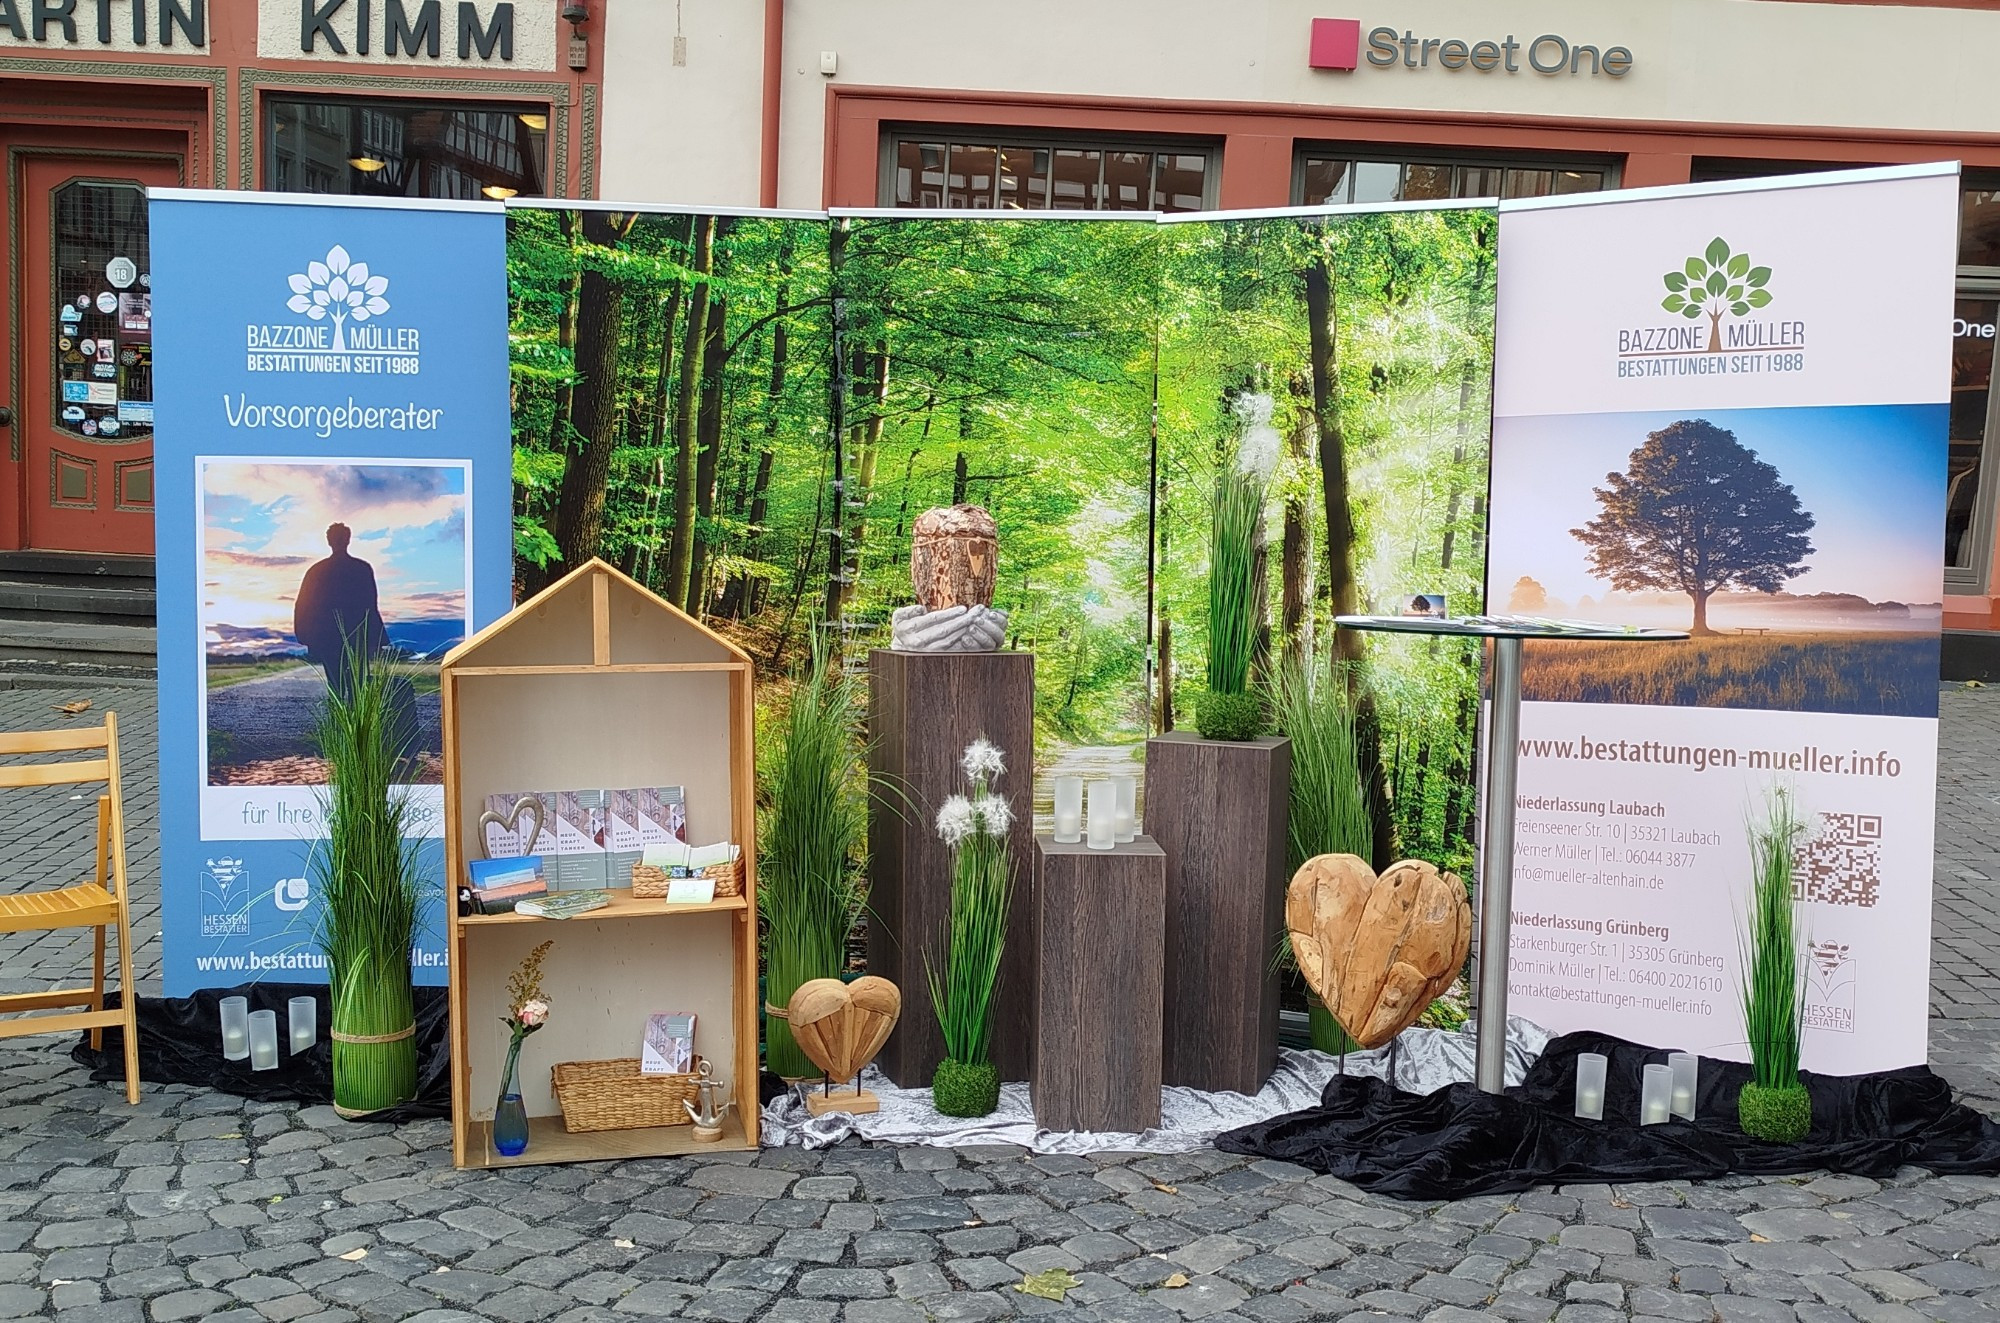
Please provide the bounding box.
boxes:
[1618,237,1804,379]
[245,244,421,376]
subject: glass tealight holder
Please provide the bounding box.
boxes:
[288,996,318,1056]
[1053,775,1084,844]
[1113,776,1137,843]
[247,1010,280,1072]
[1574,1051,1607,1121]
[1086,780,1117,850]
[220,995,250,1062]
[1668,1052,1698,1121]
[1640,1062,1673,1125]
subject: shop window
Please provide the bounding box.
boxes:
[1295,150,1611,206]
[50,180,152,445]
[885,133,1216,212]
[1950,291,2000,593]
[265,95,549,201]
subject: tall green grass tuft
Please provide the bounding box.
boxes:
[927,740,1014,1117]
[1738,788,1812,1142]
[311,645,421,1116]
[759,639,868,1080]
[1205,468,1265,701]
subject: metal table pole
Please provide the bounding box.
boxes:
[1475,635,1524,1093]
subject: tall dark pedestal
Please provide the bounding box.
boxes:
[1145,732,1290,1095]
[868,649,1036,1087]
[1032,836,1165,1133]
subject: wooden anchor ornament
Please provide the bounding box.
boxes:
[891,505,1007,652]
[786,975,901,1116]
[1285,853,1471,1050]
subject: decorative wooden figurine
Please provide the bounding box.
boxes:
[684,1058,734,1141]
[892,505,1007,652]
[787,975,901,1116]
[1286,854,1471,1049]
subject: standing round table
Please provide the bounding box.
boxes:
[1334,615,1688,1093]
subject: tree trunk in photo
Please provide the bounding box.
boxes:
[665,214,716,609]
[1439,237,1490,575]
[1156,616,1174,733]
[726,249,789,620]
[545,209,579,456]
[841,342,890,609]
[1281,372,1312,667]
[820,221,850,628]
[1691,589,1713,636]
[685,293,728,615]
[637,227,687,592]
[546,210,628,590]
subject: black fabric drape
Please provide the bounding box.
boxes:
[1217,1032,2000,1200]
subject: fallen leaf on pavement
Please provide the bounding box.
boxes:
[338,1248,368,1261]
[1153,1183,1178,1195]
[1017,1268,1083,1301]
[54,699,90,716]
[1749,1233,1770,1243]
[1163,1273,1190,1288]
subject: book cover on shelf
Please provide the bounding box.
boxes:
[641,1012,696,1075]
[514,889,611,920]
[550,790,610,890]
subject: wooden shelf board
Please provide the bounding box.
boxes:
[456,888,748,928]
[450,662,749,677]
[461,1111,749,1168]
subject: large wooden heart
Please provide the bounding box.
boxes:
[477,795,545,861]
[787,976,902,1084]
[1287,854,1471,1049]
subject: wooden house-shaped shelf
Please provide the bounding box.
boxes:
[442,559,758,1167]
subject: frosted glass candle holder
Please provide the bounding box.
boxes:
[219,995,250,1062]
[1574,1051,1606,1121]
[1086,780,1117,850]
[288,996,317,1056]
[1668,1052,1698,1121]
[1053,776,1084,844]
[1113,776,1137,843]
[247,1010,280,1072]
[1640,1062,1673,1125]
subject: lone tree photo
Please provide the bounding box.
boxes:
[1662,236,1771,353]
[1571,418,1815,635]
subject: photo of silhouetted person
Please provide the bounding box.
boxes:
[293,523,388,700]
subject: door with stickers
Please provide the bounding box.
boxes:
[12,151,181,553]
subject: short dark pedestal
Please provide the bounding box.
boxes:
[868,648,1036,1087]
[1031,835,1166,1134]
[1145,732,1290,1095]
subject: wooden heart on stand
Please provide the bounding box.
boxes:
[1286,853,1471,1050]
[477,795,545,861]
[787,976,901,1116]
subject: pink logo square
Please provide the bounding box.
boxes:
[1309,18,1361,71]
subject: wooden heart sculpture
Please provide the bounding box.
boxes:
[1286,853,1471,1049]
[787,976,902,1084]
[477,795,545,861]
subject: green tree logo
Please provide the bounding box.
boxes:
[1661,237,1771,353]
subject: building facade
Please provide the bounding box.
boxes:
[598,0,2000,673]
[0,0,595,573]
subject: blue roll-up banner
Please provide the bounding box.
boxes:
[152,193,512,997]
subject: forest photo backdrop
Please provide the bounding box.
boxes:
[506,201,1498,877]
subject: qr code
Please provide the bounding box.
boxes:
[1795,812,1882,908]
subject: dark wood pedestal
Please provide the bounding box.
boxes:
[1031,835,1166,1133]
[1144,732,1290,1095]
[867,649,1036,1086]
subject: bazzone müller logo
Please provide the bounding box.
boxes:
[1616,237,1805,380]
[245,244,421,375]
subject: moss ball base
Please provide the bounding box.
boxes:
[1196,690,1265,742]
[1738,1081,1812,1143]
[932,1058,1000,1118]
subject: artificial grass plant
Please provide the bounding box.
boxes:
[1198,392,1276,740]
[759,640,868,1080]
[311,645,422,1117]
[926,738,1015,1117]
[1738,788,1812,1143]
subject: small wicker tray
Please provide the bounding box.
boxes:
[632,855,743,899]
[550,1058,699,1132]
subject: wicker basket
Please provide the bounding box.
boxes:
[550,1058,700,1132]
[631,855,743,899]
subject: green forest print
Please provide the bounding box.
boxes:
[507,203,1496,872]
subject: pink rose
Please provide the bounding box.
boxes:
[517,999,549,1028]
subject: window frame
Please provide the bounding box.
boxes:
[878,127,1220,213]
[1290,144,1621,206]
[1949,276,2000,595]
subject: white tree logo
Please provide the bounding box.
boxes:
[286,245,390,352]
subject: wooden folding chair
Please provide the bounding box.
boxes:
[0,712,140,1103]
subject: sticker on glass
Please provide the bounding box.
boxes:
[92,364,116,379]
[61,405,85,422]
[81,419,98,436]
[139,273,149,288]
[98,416,121,436]
[118,294,150,334]
[61,381,90,403]
[95,291,117,314]
[79,339,95,357]
[58,337,72,352]
[119,348,138,366]
[115,400,152,424]
[95,341,114,364]
[60,305,80,323]
[85,381,115,405]
[105,257,137,290]
[75,295,91,310]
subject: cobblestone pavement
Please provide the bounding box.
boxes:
[1,681,1999,1323]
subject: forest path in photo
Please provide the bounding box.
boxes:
[1032,741,1144,835]
[206,664,443,784]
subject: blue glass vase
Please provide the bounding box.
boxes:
[493,1036,529,1157]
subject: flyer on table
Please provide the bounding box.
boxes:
[151,193,512,996]
[1486,165,1958,1074]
